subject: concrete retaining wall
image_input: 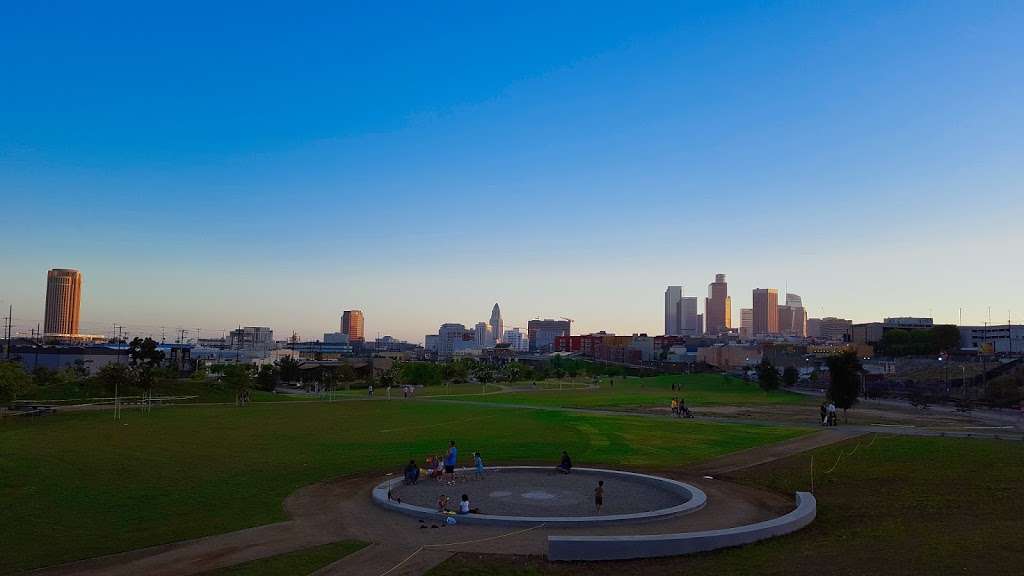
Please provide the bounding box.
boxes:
[371,466,706,526]
[548,491,816,561]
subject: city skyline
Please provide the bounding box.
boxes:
[3,264,1019,345]
[2,2,1022,341]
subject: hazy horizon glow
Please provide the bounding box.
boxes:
[2,1,1022,342]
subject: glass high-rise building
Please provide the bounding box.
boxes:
[44,268,82,336]
[341,310,365,342]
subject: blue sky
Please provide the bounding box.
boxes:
[2,1,1022,342]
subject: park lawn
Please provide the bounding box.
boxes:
[26,378,306,404]
[0,400,806,574]
[444,374,810,410]
[433,435,1024,576]
[200,540,366,576]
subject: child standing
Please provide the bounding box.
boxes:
[473,452,484,480]
[594,480,604,514]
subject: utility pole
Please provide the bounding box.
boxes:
[5,304,12,360]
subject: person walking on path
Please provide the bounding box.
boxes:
[820,402,828,426]
[594,480,604,514]
[827,401,837,426]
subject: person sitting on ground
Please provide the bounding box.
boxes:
[437,493,450,513]
[458,494,479,514]
[404,459,420,485]
[557,450,573,474]
[426,455,442,479]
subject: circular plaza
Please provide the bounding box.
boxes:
[373,466,706,525]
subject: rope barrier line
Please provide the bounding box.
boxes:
[378,545,425,576]
[377,522,549,576]
[423,522,549,548]
[824,433,880,475]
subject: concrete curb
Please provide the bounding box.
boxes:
[547,491,816,561]
[371,466,707,526]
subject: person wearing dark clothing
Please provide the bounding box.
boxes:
[404,460,420,485]
[557,451,573,474]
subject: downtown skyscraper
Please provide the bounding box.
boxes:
[489,303,503,345]
[704,274,732,335]
[665,286,701,336]
[44,268,82,336]
[752,288,779,336]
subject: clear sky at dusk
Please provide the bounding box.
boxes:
[2,1,1022,342]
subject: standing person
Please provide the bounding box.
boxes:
[679,397,691,418]
[444,440,458,484]
[827,401,837,426]
[367,383,374,398]
[473,452,485,480]
[594,480,604,514]
[820,402,828,426]
[671,397,679,417]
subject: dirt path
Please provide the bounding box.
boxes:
[685,428,865,475]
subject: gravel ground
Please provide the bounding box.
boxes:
[389,469,686,516]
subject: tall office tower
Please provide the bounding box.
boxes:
[781,293,807,337]
[704,274,732,335]
[44,268,83,336]
[680,297,700,336]
[474,322,492,348]
[527,319,571,352]
[740,308,754,339]
[341,310,365,342]
[489,303,503,345]
[752,288,779,336]
[503,328,529,352]
[664,286,682,336]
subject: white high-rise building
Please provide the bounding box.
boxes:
[474,322,492,348]
[740,308,754,339]
[438,323,473,359]
[489,303,503,345]
[665,286,682,336]
[504,328,528,352]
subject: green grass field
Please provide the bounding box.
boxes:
[445,374,810,410]
[201,540,366,576]
[434,435,1024,576]
[0,399,805,574]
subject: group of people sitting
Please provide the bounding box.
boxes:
[436,493,479,516]
[403,441,486,486]
[670,397,693,418]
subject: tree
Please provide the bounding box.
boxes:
[276,356,301,383]
[756,359,781,392]
[501,361,525,383]
[782,366,799,387]
[221,364,252,405]
[255,364,278,392]
[827,350,862,421]
[128,337,165,395]
[95,363,134,396]
[0,362,34,404]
